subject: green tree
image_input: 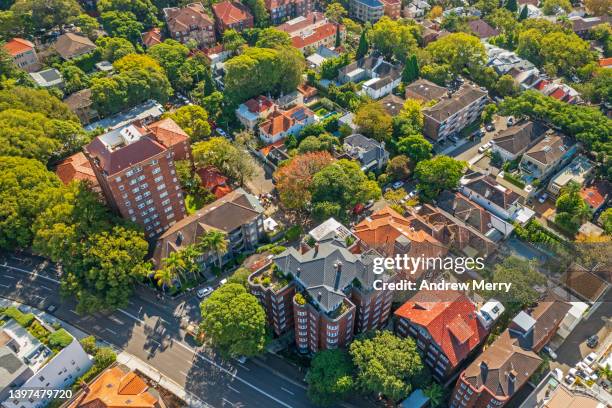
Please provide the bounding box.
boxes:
[60,65,90,95]
[162,105,210,141]
[600,208,612,234]
[395,134,433,164]
[481,103,498,123]
[255,28,291,48]
[95,36,136,62]
[154,267,174,292]
[356,29,369,60]
[541,0,572,15]
[324,2,347,23]
[100,11,144,44]
[306,349,355,406]
[495,74,518,96]
[402,54,419,83]
[385,155,411,181]
[223,29,246,54]
[147,39,190,87]
[395,98,424,136]
[420,63,452,86]
[555,182,591,234]
[97,0,159,28]
[425,32,487,75]
[197,230,229,268]
[424,383,444,408]
[0,156,61,249]
[298,134,338,154]
[349,331,423,401]
[489,256,546,314]
[415,156,466,199]
[243,0,269,27]
[199,283,267,357]
[70,13,99,38]
[227,267,253,288]
[93,347,117,368]
[10,0,82,34]
[0,85,77,120]
[505,0,518,12]
[161,251,186,286]
[310,159,381,220]
[193,137,256,184]
[354,102,393,142]
[519,5,529,20]
[369,17,419,62]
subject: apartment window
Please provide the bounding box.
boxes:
[157,183,166,191]
[152,167,161,175]
[135,195,142,202]
[131,216,136,222]
[297,311,306,316]
[118,185,125,191]
[132,187,140,194]
[327,331,338,337]
[146,199,154,205]
[164,206,173,213]
[126,170,134,177]
[124,201,131,207]
[162,199,171,206]
[140,182,149,189]
[128,209,134,215]
[159,191,168,199]
[151,159,158,165]
[143,191,151,198]
[144,218,151,224]
[154,175,164,183]
[137,203,145,209]
[138,175,145,181]
[115,176,122,183]
[167,212,174,219]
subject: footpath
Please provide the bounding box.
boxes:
[0,297,210,408]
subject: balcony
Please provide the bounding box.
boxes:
[248,264,292,293]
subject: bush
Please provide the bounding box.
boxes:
[262,277,271,287]
[94,347,116,368]
[285,226,303,241]
[294,293,306,305]
[49,329,73,349]
[3,307,35,327]
[269,245,287,255]
[503,172,526,188]
[27,321,51,343]
[80,336,97,355]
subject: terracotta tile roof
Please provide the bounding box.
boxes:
[196,165,232,198]
[580,181,609,209]
[561,267,609,303]
[549,88,566,100]
[147,117,189,148]
[259,105,315,136]
[4,38,34,56]
[467,19,499,38]
[599,57,612,68]
[395,291,488,368]
[142,28,162,48]
[63,88,93,111]
[297,84,317,98]
[244,95,274,114]
[291,22,341,49]
[258,139,286,157]
[212,1,253,26]
[164,2,213,34]
[68,366,158,408]
[54,33,96,60]
[277,12,326,35]
[55,152,98,186]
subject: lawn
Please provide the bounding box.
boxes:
[185,194,207,215]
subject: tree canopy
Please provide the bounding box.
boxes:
[368,17,419,62]
[192,137,255,185]
[162,105,211,141]
[97,0,158,28]
[415,156,466,199]
[354,102,393,142]
[199,283,267,357]
[555,182,591,235]
[395,134,432,164]
[488,256,547,314]
[424,32,487,75]
[306,349,355,406]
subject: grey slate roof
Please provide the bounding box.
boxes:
[273,238,388,313]
[0,346,29,392]
[492,121,548,155]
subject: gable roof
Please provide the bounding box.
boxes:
[259,105,314,136]
[523,134,573,166]
[212,1,253,26]
[492,121,548,155]
[291,22,340,49]
[461,173,522,211]
[395,291,488,368]
[164,2,213,33]
[437,191,491,234]
[423,83,487,123]
[55,152,98,186]
[54,33,96,60]
[4,38,34,56]
[142,27,162,48]
[467,19,499,38]
[580,181,610,209]
[147,117,189,148]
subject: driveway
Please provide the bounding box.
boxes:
[246,159,275,196]
[453,115,509,162]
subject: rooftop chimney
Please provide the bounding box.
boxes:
[480,360,488,383]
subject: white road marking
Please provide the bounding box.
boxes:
[222,398,234,406]
[280,387,295,396]
[228,385,241,394]
[40,285,51,291]
[237,364,250,371]
[1,264,60,283]
[175,342,293,408]
[69,310,78,315]
[108,316,124,325]
[4,275,15,279]
[117,308,144,324]
[106,328,117,335]
[0,283,9,288]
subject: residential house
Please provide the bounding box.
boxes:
[63,88,98,125]
[450,299,571,408]
[353,207,447,279]
[405,79,448,102]
[403,0,431,19]
[55,152,99,188]
[547,155,594,196]
[533,79,581,104]
[3,38,39,72]
[467,19,499,39]
[560,265,609,305]
[275,90,304,108]
[0,320,91,408]
[437,190,514,240]
[379,94,405,116]
[519,133,577,181]
[349,0,384,23]
[460,171,535,224]
[338,54,402,99]
[265,0,313,25]
[422,82,488,141]
[257,139,290,169]
[419,20,441,44]
[490,121,548,162]
[235,95,277,130]
[152,188,265,269]
[54,33,96,60]
[277,13,344,52]
[142,27,162,48]
[258,104,316,144]
[213,1,254,34]
[29,68,64,89]
[380,0,401,19]
[163,2,216,47]
[569,15,612,38]
[485,43,536,76]
[196,165,233,199]
[83,119,189,238]
[581,181,610,212]
[599,57,612,69]
[297,83,317,103]
[520,371,606,408]
[248,231,396,353]
[66,366,161,408]
[306,45,339,69]
[340,134,389,171]
[395,291,491,381]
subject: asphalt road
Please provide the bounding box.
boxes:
[0,252,315,408]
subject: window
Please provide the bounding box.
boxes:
[129,178,137,186]
[143,191,151,198]
[152,167,161,175]
[151,159,158,165]
[135,195,142,201]
[118,185,125,191]
[162,199,171,206]
[140,182,149,189]
[132,187,140,194]
[154,176,164,183]
[160,191,168,198]
[137,203,145,209]
[124,201,131,207]
[164,206,173,213]
[115,176,122,182]
[126,170,134,177]
[157,183,166,191]
[167,212,174,219]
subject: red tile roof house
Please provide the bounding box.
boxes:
[212,1,254,34]
[258,104,316,145]
[163,2,216,47]
[55,152,100,190]
[196,165,233,198]
[395,291,490,382]
[580,181,610,211]
[141,27,162,48]
[3,38,39,72]
[235,95,277,130]
[277,12,345,53]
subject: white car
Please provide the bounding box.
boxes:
[507,116,515,126]
[538,193,548,204]
[218,278,228,287]
[583,352,598,366]
[196,286,213,299]
[392,181,404,189]
[478,142,492,153]
[543,345,557,360]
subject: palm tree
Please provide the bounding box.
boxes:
[181,244,202,279]
[424,383,444,408]
[163,251,187,287]
[154,268,174,293]
[198,230,229,268]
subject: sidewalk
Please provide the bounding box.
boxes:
[0,296,207,408]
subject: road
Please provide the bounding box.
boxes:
[451,115,509,162]
[0,252,315,408]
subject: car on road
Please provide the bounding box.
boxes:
[538,193,548,204]
[587,335,599,348]
[46,304,57,313]
[196,286,214,299]
[485,123,495,132]
[543,345,557,360]
[507,116,515,126]
[583,352,598,366]
[364,199,375,209]
[478,142,492,153]
[216,128,228,138]
[564,373,575,385]
[392,181,404,189]
[235,356,247,364]
[218,278,228,287]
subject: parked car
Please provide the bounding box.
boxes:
[538,193,548,204]
[449,134,460,143]
[587,335,599,348]
[478,142,492,153]
[485,123,495,132]
[364,199,375,209]
[235,355,247,364]
[543,345,557,360]
[196,286,214,299]
[564,373,576,385]
[216,128,228,138]
[218,278,228,287]
[507,116,515,126]
[392,181,404,189]
[583,352,598,366]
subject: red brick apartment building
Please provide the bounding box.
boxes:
[266,0,313,25]
[83,119,190,238]
[163,2,216,47]
[212,1,254,34]
[394,291,489,381]
[248,234,396,354]
[380,0,401,19]
[451,299,571,407]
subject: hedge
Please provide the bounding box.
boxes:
[3,307,35,327]
[49,329,73,349]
